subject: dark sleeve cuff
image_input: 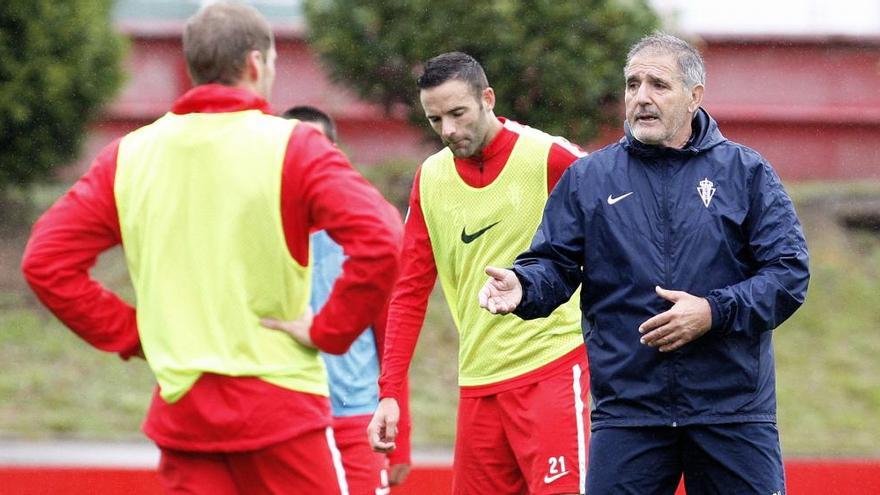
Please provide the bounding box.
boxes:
[511,266,541,320]
[705,294,725,334]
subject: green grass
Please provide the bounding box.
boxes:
[0,306,154,439]
[1,182,879,456]
[406,289,460,447]
[0,247,152,440]
[774,187,880,456]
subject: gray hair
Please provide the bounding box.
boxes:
[626,32,705,89]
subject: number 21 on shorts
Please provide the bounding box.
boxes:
[544,455,570,484]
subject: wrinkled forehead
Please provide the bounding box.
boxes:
[625,49,682,81]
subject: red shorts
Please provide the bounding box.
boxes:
[454,361,589,495]
[332,414,390,495]
[158,427,347,494]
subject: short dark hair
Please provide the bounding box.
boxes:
[416,52,489,98]
[183,2,274,86]
[281,105,337,143]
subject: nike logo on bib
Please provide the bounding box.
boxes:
[461,221,500,244]
[607,192,634,205]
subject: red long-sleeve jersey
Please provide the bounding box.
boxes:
[21,85,403,451]
[370,304,411,465]
[379,118,586,401]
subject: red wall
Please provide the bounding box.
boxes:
[78,29,880,182]
[2,460,879,494]
[73,24,430,180]
[697,35,880,181]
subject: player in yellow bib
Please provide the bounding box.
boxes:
[22,4,402,493]
[368,52,590,495]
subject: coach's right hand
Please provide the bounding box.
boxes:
[478,266,522,315]
[368,397,399,453]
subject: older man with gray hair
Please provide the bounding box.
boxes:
[480,32,809,494]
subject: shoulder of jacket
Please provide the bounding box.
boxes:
[711,139,764,161]
[709,140,771,178]
[575,142,625,171]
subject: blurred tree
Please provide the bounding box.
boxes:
[357,159,417,216]
[304,0,658,145]
[0,0,125,194]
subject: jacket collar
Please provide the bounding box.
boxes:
[171,84,272,115]
[622,108,725,158]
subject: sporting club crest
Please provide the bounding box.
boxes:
[697,178,716,208]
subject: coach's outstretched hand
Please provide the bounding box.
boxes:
[368,397,400,453]
[478,266,522,315]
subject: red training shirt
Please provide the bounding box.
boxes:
[21,84,403,451]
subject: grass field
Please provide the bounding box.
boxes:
[774,183,880,455]
[1,181,878,456]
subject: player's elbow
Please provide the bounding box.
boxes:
[310,328,355,355]
[21,245,51,291]
[316,338,353,356]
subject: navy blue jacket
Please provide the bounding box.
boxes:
[513,109,809,429]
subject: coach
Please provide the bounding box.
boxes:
[479,32,809,494]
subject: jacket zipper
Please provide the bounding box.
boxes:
[661,161,678,427]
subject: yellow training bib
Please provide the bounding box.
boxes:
[116,111,326,402]
[420,122,583,386]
